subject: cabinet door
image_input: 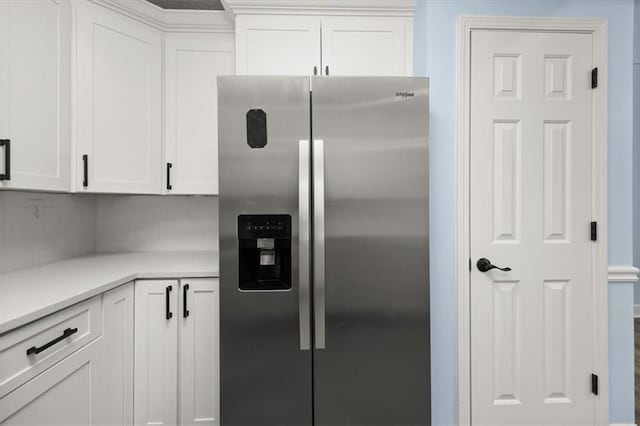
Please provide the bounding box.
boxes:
[236,15,321,75]
[179,279,220,426]
[75,2,162,194]
[134,280,178,426]
[0,0,71,191]
[0,338,103,425]
[102,283,134,425]
[320,17,411,76]
[164,33,234,195]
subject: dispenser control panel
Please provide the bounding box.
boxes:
[238,215,291,239]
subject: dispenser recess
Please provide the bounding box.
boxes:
[237,214,292,291]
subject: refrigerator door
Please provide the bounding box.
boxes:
[311,77,430,425]
[218,76,313,426]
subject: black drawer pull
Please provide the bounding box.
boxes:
[82,154,88,187]
[183,284,190,318]
[26,327,78,356]
[167,162,173,190]
[0,139,10,181]
[166,285,173,320]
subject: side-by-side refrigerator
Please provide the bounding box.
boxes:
[218,76,430,426]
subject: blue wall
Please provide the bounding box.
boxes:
[413,0,636,424]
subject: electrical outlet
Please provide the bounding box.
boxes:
[27,199,43,222]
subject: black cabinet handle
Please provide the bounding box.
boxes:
[0,139,10,181]
[26,327,78,356]
[166,162,173,190]
[325,66,330,76]
[82,155,88,187]
[313,66,318,76]
[183,284,190,318]
[166,285,173,320]
[477,258,512,273]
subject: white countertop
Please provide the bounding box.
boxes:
[0,251,219,334]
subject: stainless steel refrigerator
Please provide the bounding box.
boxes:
[218,76,430,426]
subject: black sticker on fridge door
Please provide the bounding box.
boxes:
[246,109,267,148]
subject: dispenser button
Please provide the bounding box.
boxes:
[257,238,275,249]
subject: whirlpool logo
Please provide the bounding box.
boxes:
[395,92,415,99]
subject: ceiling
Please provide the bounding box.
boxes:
[146,0,224,10]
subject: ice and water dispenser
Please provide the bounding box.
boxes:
[237,214,292,291]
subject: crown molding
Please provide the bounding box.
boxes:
[608,266,640,283]
[221,0,415,17]
[88,0,234,32]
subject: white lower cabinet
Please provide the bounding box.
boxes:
[0,338,103,425]
[0,278,217,426]
[134,278,219,426]
[179,279,220,425]
[134,279,179,425]
[102,282,135,425]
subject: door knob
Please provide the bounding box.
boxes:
[476,258,511,273]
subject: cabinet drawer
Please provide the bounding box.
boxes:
[0,296,102,397]
[0,338,103,425]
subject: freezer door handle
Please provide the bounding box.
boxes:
[298,139,311,351]
[313,139,326,350]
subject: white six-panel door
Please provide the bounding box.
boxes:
[470,30,595,425]
[0,0,71,191]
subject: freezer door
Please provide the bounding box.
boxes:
[311,77,430,425]
[218,76,313,426]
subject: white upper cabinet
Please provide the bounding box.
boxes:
[164,33,234,195]
[0,0,71,191]
[232,1,414,77]
[321,17,412,76]
[236,15,321,76]
[75,2,162,194]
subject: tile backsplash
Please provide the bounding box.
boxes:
[96,195,218,252]
[0,191,219,273]
[0,192,96,273]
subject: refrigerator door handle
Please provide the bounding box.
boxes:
[298,139,312,351]
[313,139,326,350]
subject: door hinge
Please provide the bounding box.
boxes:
[591,373,599,395]
[590,221,597,241]
[469,258,472,271]
[591,67,598,89]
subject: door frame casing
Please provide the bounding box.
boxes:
[456,16,608,425]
